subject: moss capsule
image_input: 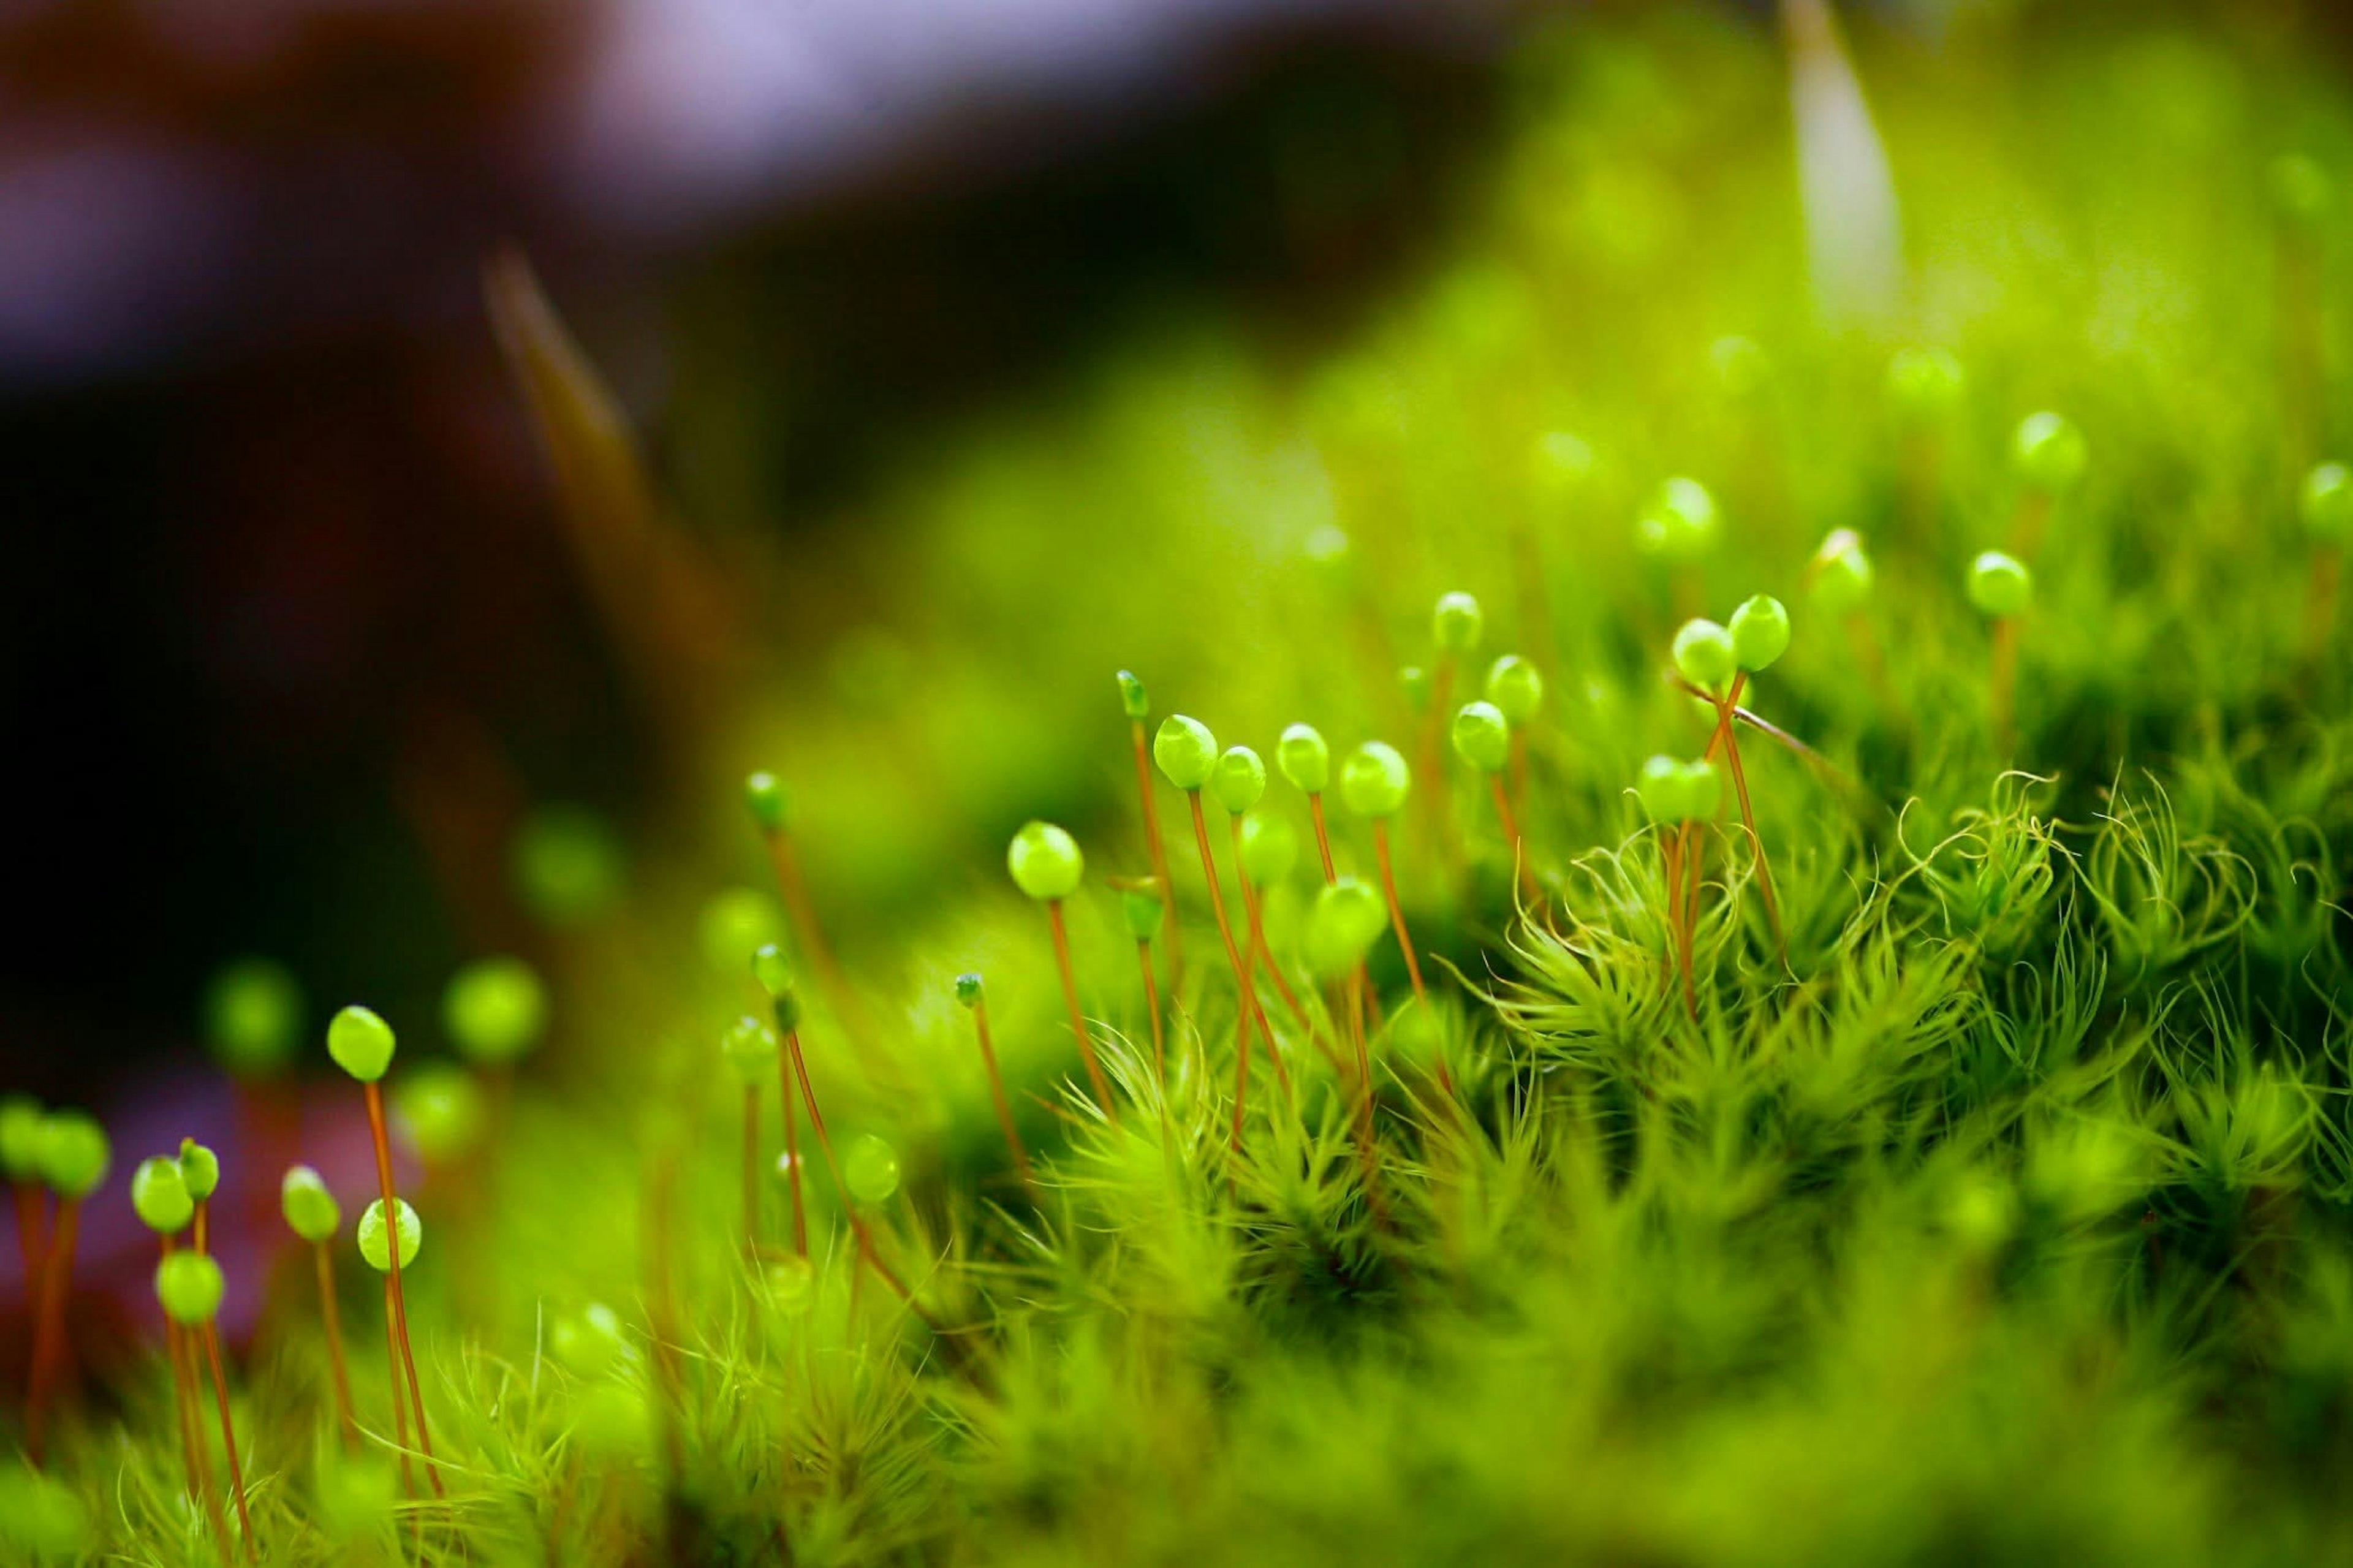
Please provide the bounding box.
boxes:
[131,1157,194,1234]
[1007,820,1086,901]
[1116,669,1150,721]
[155,1251,225,1326]
[327,1005,397,1084]
[1239,814,1298,887]
[0,1096,45,1183]
[1210,746,1267,814]
[751,943,795,999]
[953,972,985,1009]
[1728,594,1791,672]
[1483,656,1543,727]
[37,1112,108,1200]
[743,771,792,834]
[1886,347,1965,425]
[2011,412,2086,494]
[1433,591,1484,654]
[1304,879,1387,977]
[177,1140,219,1202]
[392,1066,488,1165]
[1278,723,1330,793]
[1811,529,1874,612]
[443,956,548,1067]
[1635,477,1719,559]
[1671,618,1737,692]
[357,1198,422,1273]
[1120,887,1165,943]
[1451,702,1510,774]
[281,1165,342,1244]
[1339,741,1411,819]
[203,958,304,1078]
[721,1016,779,1086]
[1968,551,2034,618]
[2300,462,2353,543]
[1153,714,1219,791]
[842,1135,901,1205]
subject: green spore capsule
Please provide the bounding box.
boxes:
[1671,618,1738,692]
[393,1066,488,1165]
[1210,746,1267,814]
[131,1156,194,1234]
[0,1461,91,1560]
[751,942,795,999]
[699,887,784,978]
[843,1135,901,1205]
[2300,461,2353,543]
[2010,411,2086,494]
[1729,594,1791,672]
[1529,431,1596,497]
[1637,757,1719,822]
[1886,347,1965,425]
[282,1165,342,1244]
[1116,669,1150,721]
[1120,887,1165,943]
[1483,656,1544,727]
[1305,879,1388,977]
[1968,551,2035,618]
[327,1004,397,1083]
[38,1112,109,1199]
[1433,591,1484,654]
[743,771,793,833]
[954,972,985,1008]
[1153,714,1219,790]
[1451,702,1510,774]
[550,1302,628,1377]
[764,1256,815,1314]
[1811,529,1874,612]
[1339,741,1411,819]
[155,1250,225,1326]
[1674,760,1722,821]
[511,803,625,925]
[720,1016,780,1086]
[357,1198,423,1273]
[443,956,548,1067]
[203,958,305,1078]
[1278,723,1330,793]
[1635,477,1720,560]
[1240,814,1298,887]
[1007,820,1086,901]
[0,1096,45,1183]
[1400,665,1431,713]
[176,1139,219,1202]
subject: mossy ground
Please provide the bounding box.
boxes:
[13,4,2353,1564]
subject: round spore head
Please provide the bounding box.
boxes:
[203,958,304,1078]
[1637,757,1719,823]
[510,804,624,926]
[1634,477,1719,560]
[1528,431,1596,498]
[281,1165,341,1244]
[1120,885,1165,942]
[1338,741,1410,819]
[1886,347,1965,425]
[843,1134,901,1205]
[1729,594,1791,672]
[1968,551,2035,618]
[1240,814,1298,887]
[2011,411,2087,494]
[357,1198,422,1273]
[1811,529,1874,613]
[1672,760,1722,822]
[1451,702,1510,774]
[1116,669,1150,721]
[37,1112,108,1200]
[1636,756,1681,822]
[550,1302,628,1377]
[1432,591,1484,654]
[953,972,985,1009]
[443,956,548,1067]
[1399,665,1431,713]
[393,1066,487,1164]
[750,943,795,1000]
[1277,723,1330,793]
[1153,714,1219,791]
[177,1138,219,1201]
[0,1097,45,1183]
[720,1015,779,1086]
[2300,461,2353,543]
[1006,820,1085,902]
[743,771,792,834]
[155,1251,225,1326]
[1671,618,1737,692]
[1209,746,1267,815]
[699,887,784,979]
[131,1157,194,1234]
[327,1005,397,1083]
[1483,655,1544,726]
[1305,879,1388,977]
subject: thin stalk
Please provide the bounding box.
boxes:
[1487,773,1539,911]
[1045,901,1117,1120]
[1307,794,1338,883]
[201,1322,257,1561]
[742,1084,762,1260]
[24,1195,80,1465]
[363,1081,442,1498]
[1371,819,1450,1096]
[1186,791,1264,1163]
[1990,616,2018,753]
[313,1241,358,1451]
[2306,546,2341,665]
[1663,827,1695,1019]
[382,1274,415,1502]
[969,994,1037,1202]
[1507,729,1529,821]
[2009,490,2052,561]
[11,1181,45,1316]
[1131,718,1184,985]
[762,827,884,1061]
[1716,714,1787,962]
[781,1033,919,1311]
[1134,941,1167,1085]
[777,1055,808,1258]
[1227,817,1302,1091]
[161,1235,223,1540]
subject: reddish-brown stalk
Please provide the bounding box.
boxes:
[741,1085,762,1260]
[159,1233,224,1539]
[776,1056,808,1258]
[200,1322,257,1561]
[1131,719,1184,985]
[313,1241,358,1450]
[1487,774,1540,911]
[10,1181,45,1316]
[1507,729,1529,820]
[1186,791,1265,1161]
[362,1081,442,1498]
[1370,819,1451,1096]
[2306,547,2341,665]
[760,824,885,1060]
[1662,827,1696,1020]
[1134,941,1168,1085]
[1308,794,1339,883]
[24,1195,82,1464]
[381,1275,415,1501]
[1045,901,1118,1120]
[645,1148,686,1485]
[1699,673,1786,959]
[968,994,1037,1202]
[781,1032,922,1312]
[1989,617,2019,753]
[2009,491,2053,561]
